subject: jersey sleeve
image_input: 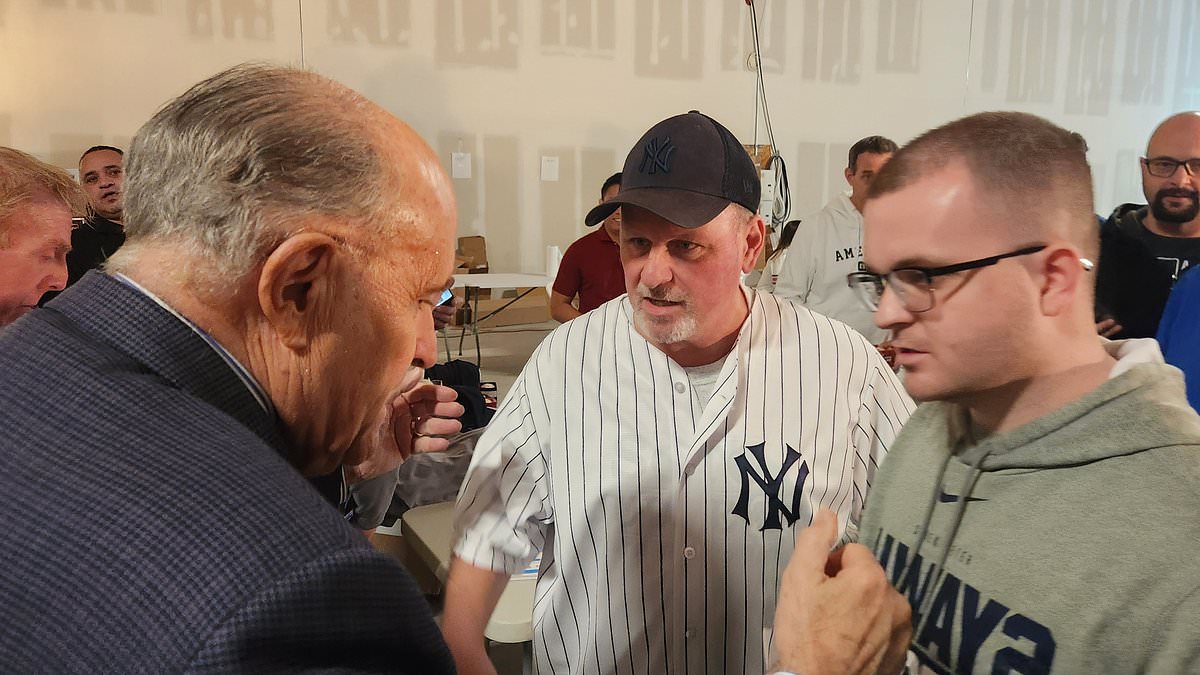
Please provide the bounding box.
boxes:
[849,352,915,528]
[452,373,553,574]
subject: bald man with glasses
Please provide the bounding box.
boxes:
[840,111,1200,674]
[1095,111,1200,339]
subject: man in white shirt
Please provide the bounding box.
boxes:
[443,112,913,674]
[770,136,897,344]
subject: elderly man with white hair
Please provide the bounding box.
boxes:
[0,64,463,672]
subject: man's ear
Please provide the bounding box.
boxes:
[741,215,767,273]
[1038,245,1086,317]
[257,233,342,350]
[844,166,855,184]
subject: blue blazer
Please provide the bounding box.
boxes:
[0,272,454,673]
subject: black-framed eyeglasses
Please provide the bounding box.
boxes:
[1142,156,1200,178]
[846,245,1047,313]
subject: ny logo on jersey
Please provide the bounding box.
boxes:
[732,443,809,531]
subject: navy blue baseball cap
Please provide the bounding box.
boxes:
[585,111,761,229]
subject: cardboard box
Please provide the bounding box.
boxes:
[457,235,489,272]
[472,287,550,328]
[456,235,490,298]
[743,143,774,170]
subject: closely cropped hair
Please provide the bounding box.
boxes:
[848,136,898,172]
[115,63,393,281]
[79,145,124,162]
[601,172,621,197]
[0,147,87,244]
[868,112,1097,260]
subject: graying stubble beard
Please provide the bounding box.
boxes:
[633,308,697,345]
[632,288,697,344]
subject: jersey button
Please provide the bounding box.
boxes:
[683,546,696,559]
[674,381,686,393]
[684,629,695,639]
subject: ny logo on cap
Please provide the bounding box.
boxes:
[639,136,675,175]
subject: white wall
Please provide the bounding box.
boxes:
[2,0,1197,272]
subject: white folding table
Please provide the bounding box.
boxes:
[400,501,536,644]
[448,273,549,365]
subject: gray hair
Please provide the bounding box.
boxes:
[111,63,393,283]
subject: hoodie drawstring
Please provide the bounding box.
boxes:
[911,453,951,559]
[911,445,991,643]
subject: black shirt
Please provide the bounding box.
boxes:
[1117,208,1200,280]
[67,215,126,286]
[1096,204,1200,339]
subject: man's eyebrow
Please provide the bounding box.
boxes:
[890,256,950,269]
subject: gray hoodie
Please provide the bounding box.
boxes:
[861,350,1200,674]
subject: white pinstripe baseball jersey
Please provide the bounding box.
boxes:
[453,289,913,674]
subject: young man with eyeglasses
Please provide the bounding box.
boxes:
[1095,111,1200,338]
[849,111,1200,673]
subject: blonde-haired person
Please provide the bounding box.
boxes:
[0,147,85,326]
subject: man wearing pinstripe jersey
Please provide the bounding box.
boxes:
[445,112,914,675]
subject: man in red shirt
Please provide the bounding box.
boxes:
[550,172,625,321]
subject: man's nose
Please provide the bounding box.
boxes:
[412,317,438,371]
[1181,165,1199,188]
[638,246,674,289]
[43,266,68,294]
[873,284,914,330]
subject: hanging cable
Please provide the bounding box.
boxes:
[298,0,306,68]
[747,0,790,230]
